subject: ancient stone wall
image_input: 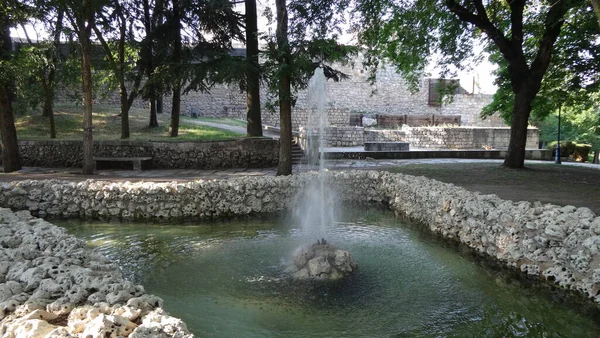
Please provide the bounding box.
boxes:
[365,127,540,149]
[5,139,278,169]
[55,58,504,129]
[298,126,365,148]
[2,171,600,305]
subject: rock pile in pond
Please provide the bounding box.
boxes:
[288,239,357,281]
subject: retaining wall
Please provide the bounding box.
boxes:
[1,138,278,169]
[365,127,540,149]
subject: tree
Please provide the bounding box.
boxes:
[65,0,97,174]
[140,0,162,128]
[538,97,600,163]
[355,0,594,168]
[265,0,355,175]
[275,0,292,175]
[93,0,143,139]
[592,0,600,26]
[169,0,181,137]
[0,0,26,173]
[245,0,262,137]
[482,3,600,127]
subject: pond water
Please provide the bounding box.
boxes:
[56,210,600,337]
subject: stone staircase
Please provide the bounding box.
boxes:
[291,140,306,165]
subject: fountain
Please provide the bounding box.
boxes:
[289,68,358,281]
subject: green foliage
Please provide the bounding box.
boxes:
[260,0,358,113]
[352,0,476,91]
[482,3,600,123]
[539,96,600,151]
[547,141,592,161]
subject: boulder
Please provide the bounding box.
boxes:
[288,239,357,281]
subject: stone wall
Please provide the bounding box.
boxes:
[3,139,278,169]
[2,171,600,305]
[56,58,504,130]
[298,126,365,149]
[365,127,540,149]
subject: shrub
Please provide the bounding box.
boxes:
[547,141,592,162]
[574,144,592,162]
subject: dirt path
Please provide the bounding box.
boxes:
[384,162,600,214]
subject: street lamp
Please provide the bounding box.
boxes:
[555,101,562,164]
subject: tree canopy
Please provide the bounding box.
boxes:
[353,0,599,168]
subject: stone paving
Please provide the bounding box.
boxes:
[1,158,599,183]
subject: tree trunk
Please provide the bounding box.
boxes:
[118,6,129,139]
[503,89,535,169]
[0,20,22,172]
[170,0,181,137]
[0,87,22,173]
[245,0,262,137]
[149,100,158,127]
[593,150,599,164]
[142,0,159,127]
[120,83,130,139]
[41,79,56,138]
[591,0,600,28]
[79,0,94,175]
[157,96,163,114]
[275,0,292,176]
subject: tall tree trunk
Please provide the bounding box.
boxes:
[0,88,22,173]
[42,9,63,127]
[170,0,182,137]
[149,100,158,127]
[157,96,163,114]
[245,0,262,137]
[117,6,129,139]
[276,0,292,176]
[142,0,159,128]
[0,21,22,172]
[592,0,600,28]
[593,150,599,164]
[79,0,95,175]
[503,88,535,169]
[41,80,57,138]
[120,83,130,139]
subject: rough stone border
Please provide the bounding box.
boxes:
[0,208,193,337]
[2,170,600,335]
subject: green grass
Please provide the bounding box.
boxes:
[15,104,243,141]
[381,162,600,213]
[190,117,247,128]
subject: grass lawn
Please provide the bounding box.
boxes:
[15,104,243,141]
[382,162,600,214]
[191,117,247,128]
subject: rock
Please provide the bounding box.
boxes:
[81,313,137,338]
[130,308,192,338]
[289,240,357,281]
[362,117,377,127]
[2,318,58,337]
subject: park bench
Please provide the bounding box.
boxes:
[93,157,153,171]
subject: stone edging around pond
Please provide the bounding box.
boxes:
[1,170,600,335]
[0,208,193,337]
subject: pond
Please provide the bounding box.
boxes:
[56,209,600,337]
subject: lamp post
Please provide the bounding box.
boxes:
[555,101,562,164]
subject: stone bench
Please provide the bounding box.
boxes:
[364,142,410,152]
[93,157,153,171]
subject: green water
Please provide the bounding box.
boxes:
[56,210,600,337]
